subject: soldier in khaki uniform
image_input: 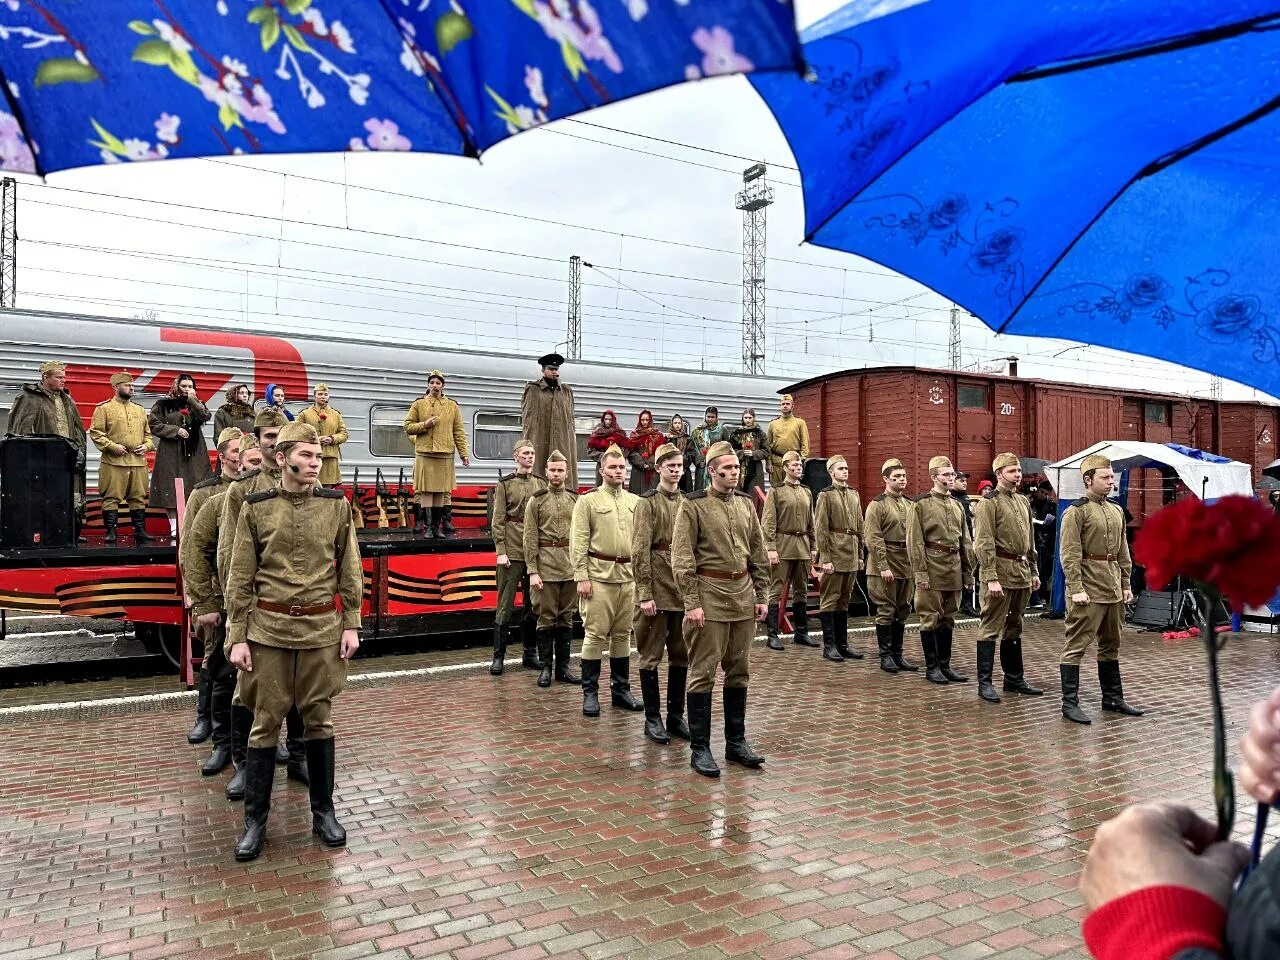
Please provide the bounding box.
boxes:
[864,458,918,673]
[296,384,348,486]
[491,439,548,675]
[672,440,769,778]
[404,371,469,538]
[1058,454,1142,724]
[765,394,809,487]
[814,455,865,663]
[973,452,1044,704]
[89,371,155,544]
[522,450,580,688]
[630,443,690,745]
[908,456,974,685]
[570,444,642,717]
[761,451,816,652]
[225,421,363,861]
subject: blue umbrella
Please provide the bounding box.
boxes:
[751,2,1280,398]
[0,0,799,173]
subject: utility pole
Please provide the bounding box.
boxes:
[948,303,962,370]
[736,163,772,375]
[566,254,582,360]
[0,177,16,309]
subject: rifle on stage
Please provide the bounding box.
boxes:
[374,468,390,529]
[395,467,409,529]
[350,468,365,529]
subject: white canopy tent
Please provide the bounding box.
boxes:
[1046,441,1253,502]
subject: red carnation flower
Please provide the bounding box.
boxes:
[1134,495,1280,610]
[180,407,190,416]
[319,414,327,421]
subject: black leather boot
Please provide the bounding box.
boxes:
[791,600,818,646]
[639,668,670,744]
[687,691,720,778]
[877,624,898,673]
[1001,636,1043,695]
[536,628,554,688]
[490,623,507,675]
[226,705,252,801]
[131,509,153,543]
[834,610,863,660]
[413,504,427,537]
[438,504,456,538]
[765,604,783,651]
[102,509,118,544]
[938,627,969,682]
[285,707,309,785]
[428,505,443,539]
[892,621,918,671]
[554,627,580,684]
[1061,663,1091,724]
[666,664,691,741]
[275,741,289,764]
[187,667,212,744]
[201,666,235,774]
[610,656,644,711]
[581,659,602,716]
[234,746,276,861]
[1099,660,1144,716]
[819,612,843,662]
[921,629,948,684]
[306,738,347,847]
[422,505,437,539]
[723,686,765,768]
[976,640,1001,703]
[521,617,541,670]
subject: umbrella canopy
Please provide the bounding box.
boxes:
[1257,475,1280,491]
[1019,457,1048,476]
[751,2,1280,398]
[0,1,800,174]
[1265,458,1280,480]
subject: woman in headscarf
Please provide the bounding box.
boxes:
[586,410,629,485]
[148,373,213,524]
[728,408,769,498]
[666,414,697,492]
[214,382,255,436]
[626,409,665,494]
[263,382,295,421]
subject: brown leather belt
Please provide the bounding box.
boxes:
[539,540,570,548]
[925,540,959,555]
[257,599,337,616]
[651,540,671,551]
[832,527,859,535]
[697,567,748,580]
[884,539,907,548]
[588,550,631,563]
[1085,553,1119,562]
[778,529,809,537]
[996,549,1027,561]
[504,513,524,523]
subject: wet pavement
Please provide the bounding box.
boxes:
[2,618,1278,960]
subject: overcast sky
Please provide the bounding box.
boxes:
[11,0,1270,402]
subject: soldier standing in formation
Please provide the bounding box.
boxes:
[690,407,725,489]
[761,450,815,652]
[148,374,213,529]
[814,454,865,663]
[952,471,981,616]
[972,453,1044,703]
[1058,454,1143,724]
[225,421,363,861]
[672,441,768,778]
[522,450,580,688]
[863,459,918,673]
[9,360,88,528]
[908,456,974,685]
[630,443,691,745]
[521,353,577,487]
[89,372,154,545]
[404,371,469,539]
[297,383,348,487]
[765,394,809,488]
[490,439,547,675]
[570,444,643,718]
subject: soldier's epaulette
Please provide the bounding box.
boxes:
[685,490,708,500]
[245,488,278,505]
[193,476,222,491]
[872,493,887,502]
[911,492,933,502]
[1072,497,1090,507]
[640,488,659,498]
[234,468,262,483]
[531,489,548,498]
[733,490,752,498]
[314,487,344,499]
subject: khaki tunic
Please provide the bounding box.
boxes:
[216,466,282,587]
[815,485,863,572]
[973,488,1037,590]
[181,490,227,617]
[183,473,234,533]
[90,397,154,510]
[908,491,974,591]
[297,405,349,485]
[864,491,913,623]
[571,484,637,659]
[765,414,809,485]
[762,481,813,606]
[521,378,578,487]
[631,487,684,611]
[493,473,546,564]
[524,487,577,630]
[1060,493,1133,665]
[404,395,468,493]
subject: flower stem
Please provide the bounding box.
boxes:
[1201,586,1235,841]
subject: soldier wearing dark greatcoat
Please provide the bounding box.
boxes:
[9,360,88,525]
[521,352,577,487]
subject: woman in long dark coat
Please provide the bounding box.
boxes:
[148,373,212,521]
[213,382,255,436]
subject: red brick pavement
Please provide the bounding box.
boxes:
[1,620,1278,960]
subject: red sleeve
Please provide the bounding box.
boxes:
[1082,885,1225,960]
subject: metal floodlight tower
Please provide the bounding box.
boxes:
[0,177,16,309]
[566,255,582,361]
[948,303,962,370]
[736,163,773,375]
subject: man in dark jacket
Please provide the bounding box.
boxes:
[952,471,979,615]
[9,360,88,523]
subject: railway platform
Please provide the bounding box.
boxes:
[2,620,1277,960]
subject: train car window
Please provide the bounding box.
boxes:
[369,406,416,457]
[1144,401,1170,424]
[474,412,523,460]
[574,417,597,462]
[0,405,8,434]
[957,384,989,410]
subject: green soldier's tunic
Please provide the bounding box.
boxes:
[672,489,768,695]
[297,405,349,486]
[89,396,154,511]
[1059,493,1132,665]
[974,487,1038,646]
[814,484,864,613]
[225,485,363,746]
[762,481,813,606]
[570,484,638,660]
[631,486,688,671]
[523,486,578,630]
[184,473,234,533]
[10,381,88,511]
[765,413,809,487]
[403,395,468,493]
[492,472,547,626]
[217,466,283,589]
[182,490,228,618]
[908,490,974,630]
[864,491,914,625]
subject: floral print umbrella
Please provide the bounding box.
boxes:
[0,0,800,174]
